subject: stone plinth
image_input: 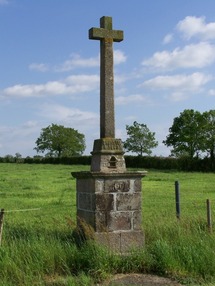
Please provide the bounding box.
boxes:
[91,138,126,173]
[72,171,146,253]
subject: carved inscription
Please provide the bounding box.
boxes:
[92,139,123,153]
[101,140,122,151]
[109,180,130,192]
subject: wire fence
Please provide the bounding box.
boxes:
[142,179,215,233]
[174,181,213,230]
[1,179,215,246]
[0,203,76,246]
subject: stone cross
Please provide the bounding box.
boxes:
[72,17,146,253]
[89,16,123,139]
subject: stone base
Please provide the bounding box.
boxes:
[72,171,146,253]
[95,230,144,253]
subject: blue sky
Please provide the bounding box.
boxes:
[1,0,215,157]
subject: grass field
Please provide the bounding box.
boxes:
[0,163,215,285]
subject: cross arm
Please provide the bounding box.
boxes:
[89,27,123,42]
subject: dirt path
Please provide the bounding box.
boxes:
[101,273,183,286]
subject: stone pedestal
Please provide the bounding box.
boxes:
[72,167,146,253]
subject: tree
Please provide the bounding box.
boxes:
[34,124,86,157]
[4,154,15,163]
[124,121,158,156]
[163,109,204,158]
[201,110,215,162]
[15,152,22,159]
[15,152,22,163]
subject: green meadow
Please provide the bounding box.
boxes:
[0,163,215,285]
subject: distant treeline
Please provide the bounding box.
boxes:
[0,155,214,172]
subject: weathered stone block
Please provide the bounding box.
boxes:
[94,232,121,252]
[77,210,95,228]
[94,231,144,253]
[92,193,114,211]
[95,211,107,231]
[134,179,142,192]
[77,178,94,193]
[133,211,142,230]
[108,212,132,231]
[95,179,104,193]
[116,193,141,211]
[120,231,144,253]
[78,193,92,210]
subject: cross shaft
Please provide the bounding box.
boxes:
[89,16,123,138]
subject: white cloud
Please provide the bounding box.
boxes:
[163,33,173,44]
[0,108,98,157]
[115,74,127,84]
[116,94,150,105]
[64,74,99,94]
[0,122,41,157]
[39,103,98,128]
[142,42,215,70]
[56,53,99,72]
[114,49,127,65]
[55,50,126,72]
[23,121,39,128]
[165,92,189,102]
[140,72,212,92]
[29,63,49,72]
[2,74,99,98]
[177,16,215,40]
[4,84,44,97]
[209,89,215,96]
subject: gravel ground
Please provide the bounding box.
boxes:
[101,273,183,286]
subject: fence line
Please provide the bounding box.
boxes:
[4,208,41,213]
[0,205,75,246]
[1,182,214,229]
[0,209,5,246]
[207,199,212,232]
[175,181,180,219]
[1,204,74,214]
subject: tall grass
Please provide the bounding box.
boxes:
[142,170,215,285]
[0,164,215,285]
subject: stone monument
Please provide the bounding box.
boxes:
[72,16,146,253]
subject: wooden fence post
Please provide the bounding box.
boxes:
[206,199,212,233]
[175,181,180,219]
[0,209,5,246]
